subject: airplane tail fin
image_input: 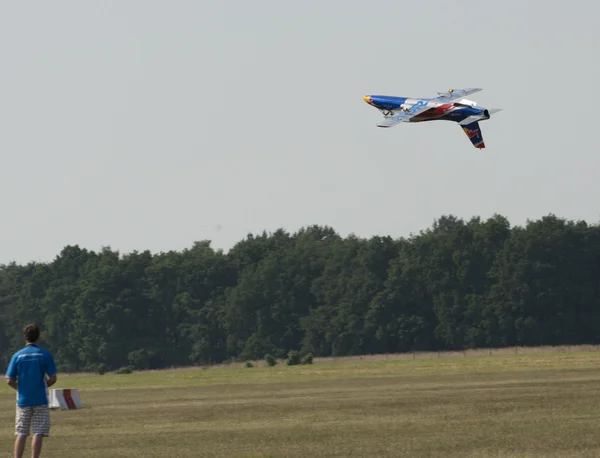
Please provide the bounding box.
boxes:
[461,121,485,149]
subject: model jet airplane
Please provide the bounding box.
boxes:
[363,88,501,149]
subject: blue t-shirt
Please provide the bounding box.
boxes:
[5,344,57,407]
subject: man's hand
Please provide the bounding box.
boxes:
[47,374,57,388]
[6,377,17,390]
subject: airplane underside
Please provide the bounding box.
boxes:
[375,104,487,124]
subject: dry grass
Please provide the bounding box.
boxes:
[1,349,600,456]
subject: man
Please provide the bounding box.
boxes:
[5,324,57,458]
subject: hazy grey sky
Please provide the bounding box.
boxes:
[1,0,598,264]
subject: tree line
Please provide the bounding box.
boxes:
[1,213,599,373]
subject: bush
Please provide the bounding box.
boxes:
[264,354,277,366]
[286,350,301,366]
[115,366,134,375]
[128,349,159,370]
[301,352,313,365]
[245,361,254,368]
[97,363,106,375]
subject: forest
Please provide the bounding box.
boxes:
[1,213,599,373]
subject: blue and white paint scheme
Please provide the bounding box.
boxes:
[363,88,501,149]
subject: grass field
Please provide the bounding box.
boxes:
[2,347,600,457]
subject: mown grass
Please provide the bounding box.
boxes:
[2,349,600,456]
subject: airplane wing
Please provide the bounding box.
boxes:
[434,88,482,102]
[461,121,485,149]
[376,102,432,128]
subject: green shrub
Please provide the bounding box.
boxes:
[286,350,301,366]
[97,363,106,375]
[115,366,134,375]
[245,361,254,368]
[265,354,277,366]
[301,352,313,365]
[127,349,158,370]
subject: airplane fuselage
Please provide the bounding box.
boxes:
[362,88,500,149]
[363,95,490,124]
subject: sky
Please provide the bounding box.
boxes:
[1,0,598,264]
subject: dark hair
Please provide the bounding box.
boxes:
[23,324,40,343]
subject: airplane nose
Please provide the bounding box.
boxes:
[363,95,371,104]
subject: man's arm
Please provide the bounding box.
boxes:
[46,352,58,388]
[5,354,17,390]
[46,374,57,387]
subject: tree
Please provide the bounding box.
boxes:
[0,214,599,372]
